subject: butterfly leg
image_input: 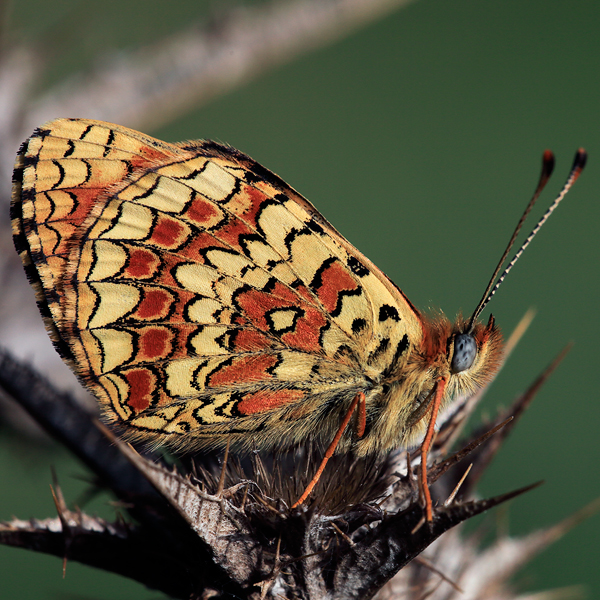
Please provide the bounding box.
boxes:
[419,377,447,522]
[291,392,366,509]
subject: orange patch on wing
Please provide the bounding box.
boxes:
[125,247,160,278]
[168,290,198,322]
[237,389,305,415]
[294,283,317,304]
[235,283,325,353]
[42,188,106,256]
[138,326,172,360]
[230,329,274,351]
[184,195,221,225]
[150,215,186,248]
[279,310,324,352]
[130,147,171,168]
[212,217,255,250]
[235,185,271,228]
[315,261,359,313]
[134,288,173,320]
[208,354,279,387]
[123,368,155,412]
[54,188,103,221]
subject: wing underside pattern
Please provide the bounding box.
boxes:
[12,118,422,450]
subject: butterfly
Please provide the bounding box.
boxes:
[11,118,585,520]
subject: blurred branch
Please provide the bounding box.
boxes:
[27,0,415,130]
[0,0,416,195]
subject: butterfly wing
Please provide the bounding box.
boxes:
[12,118,424,452]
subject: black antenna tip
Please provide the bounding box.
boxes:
[542,150,555,177]
[574,148,587,171]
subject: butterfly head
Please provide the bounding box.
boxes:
[415,312,503,402]
[448,313,503,390]
[382,311,503,451]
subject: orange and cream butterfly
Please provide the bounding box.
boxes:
[11,118,585,520]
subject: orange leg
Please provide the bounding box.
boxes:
[356,391,366,438]
[292,392,366,509]
[419,377,447,522]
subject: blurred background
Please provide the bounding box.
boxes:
[0,0,598,598]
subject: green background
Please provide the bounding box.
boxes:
[1,0,599,598]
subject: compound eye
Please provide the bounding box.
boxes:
[451,333,477,373]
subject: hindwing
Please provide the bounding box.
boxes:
[12,118,424,450]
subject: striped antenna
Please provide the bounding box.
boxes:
[467,148,587,333]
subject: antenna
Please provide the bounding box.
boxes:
[467,148,587,333]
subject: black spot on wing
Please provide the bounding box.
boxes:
[11,224,28,256]
[283,224,313,256]
[103,129,115,157]
[214,329,233,352]
[176,160,210,181]
[265,352,285,376]
[12,171,23,192]
[63,140,75,158]
[185,324,204,355]
[351,318,367,334]
[83,160,92,184]
[22,154,39,169]
[348,256,369,277]
[242,169,261,185]
[125,159,135,177]
[238,231,272,259]
[379,304,400,322]
[20,187,35,203]
[332,287,362,318]
[177,420,191,433]
[333,344,360,364]
[52,160,66,188]
[79,124,94,140]
[32,127,51,140]
[16,140,29,156]
[306,219,324,235]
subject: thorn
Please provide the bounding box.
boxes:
[258,534,283,600]
[411,515,426,535]
[49,470,71,580]
[430,417,513,482]
[216,438,230,497]
[49,484,69,532]
[331,521,355,547]
[504,307,536,359]
[414,555,463,593]
[444,463,473,506]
